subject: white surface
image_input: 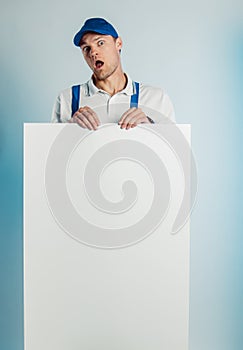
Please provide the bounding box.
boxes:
[24,123,190,350]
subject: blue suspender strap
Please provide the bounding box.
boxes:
[71,85,80,117]
[130,81,139,108]
[72,82,139,117]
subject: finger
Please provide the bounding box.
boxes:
[81,106,100,126]
[121,109,142,128]
[79,110,98,130]
[131,123,137,128]
[125,120,140,129]
[120,110,140,129]
[79,115,96,130]
[76,119,90,129]
[72,116,91,129]
[127,114,148,126]
[73,111,96,130]
[75,107,99,128]
[119,108,139,125]
[119,107,137,125]
[75,108,99,130]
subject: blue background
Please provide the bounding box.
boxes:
[0,1,242,349]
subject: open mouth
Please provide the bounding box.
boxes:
[95,60,104,69]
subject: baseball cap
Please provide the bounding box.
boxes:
[73,18,119,47]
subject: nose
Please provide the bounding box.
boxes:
[90,46,98,58]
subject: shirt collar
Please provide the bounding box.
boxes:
[86,73,135,97]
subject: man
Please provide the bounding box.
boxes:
[51,17,175,129]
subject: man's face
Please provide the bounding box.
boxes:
[80,33,122,81]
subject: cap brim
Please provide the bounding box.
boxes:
[73,28,118,47]
[73,29,100,47]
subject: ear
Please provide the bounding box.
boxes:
[115,37,123,51]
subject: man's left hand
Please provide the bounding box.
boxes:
[118,108,152,129]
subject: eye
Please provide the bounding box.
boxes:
[98,40,105,46]
[82,46,90,53]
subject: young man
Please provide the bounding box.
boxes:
[51,18,175,130]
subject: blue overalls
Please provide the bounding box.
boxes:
[71,82,140,117]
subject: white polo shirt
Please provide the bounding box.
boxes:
[51,74,175,124]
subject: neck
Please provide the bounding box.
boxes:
[92,70,127,96]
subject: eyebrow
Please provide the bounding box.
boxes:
[80,36,106,46]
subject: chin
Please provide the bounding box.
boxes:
[96,73,110,81]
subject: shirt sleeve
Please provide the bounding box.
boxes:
[51,94,61,123]
[161,93,176,122]
[51,88,72,123]
[139,84,176,123]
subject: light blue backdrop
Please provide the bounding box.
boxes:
[0,1,242,349]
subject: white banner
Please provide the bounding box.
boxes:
[24,123,191,350]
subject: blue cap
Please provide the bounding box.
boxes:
[73,18,119,47]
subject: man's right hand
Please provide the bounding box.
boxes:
[68,106,100,130]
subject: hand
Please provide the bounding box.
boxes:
[118,108,152,129]
[68,106,100,130]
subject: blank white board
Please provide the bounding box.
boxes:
[24,123,191,350]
